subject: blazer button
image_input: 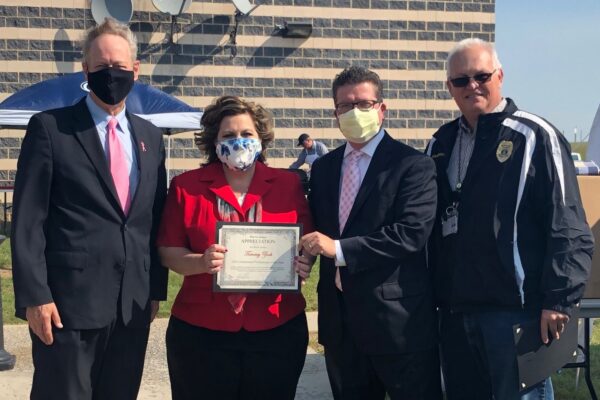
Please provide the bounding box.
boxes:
[122,224,128,232]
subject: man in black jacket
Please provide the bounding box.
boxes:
[426,38,593,399]
[11,18,167,400]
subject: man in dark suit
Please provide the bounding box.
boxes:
[11,18,167,400]
[300,66,441,399]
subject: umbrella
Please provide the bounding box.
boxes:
[0,71,202,131]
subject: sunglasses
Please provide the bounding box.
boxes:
[449,69,497,88]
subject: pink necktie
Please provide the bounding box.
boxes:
[107,118,130,214]
[336,150,363,291]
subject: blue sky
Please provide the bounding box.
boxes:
[495,1,600,142]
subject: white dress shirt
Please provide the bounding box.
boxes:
[334,128,385,266]
[86,95,139,197]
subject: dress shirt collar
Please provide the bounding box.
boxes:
[459,97,507,134]
[343,127,385,159]
[85,94,128,130]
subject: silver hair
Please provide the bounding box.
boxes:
[446,38,502,77]
[81,17,138,63]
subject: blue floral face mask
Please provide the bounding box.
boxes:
[216,138,262,171]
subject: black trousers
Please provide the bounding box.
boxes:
[30,316,150,400]
[324,297,442,400]
[166,313,308,400]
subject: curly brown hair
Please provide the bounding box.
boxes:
[195,96,275,164]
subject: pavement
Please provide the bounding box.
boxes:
[0,311,333,399]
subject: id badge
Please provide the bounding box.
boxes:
[441,205,458,237]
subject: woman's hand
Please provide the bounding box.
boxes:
[200,244,227,274]
[294,253,316,284]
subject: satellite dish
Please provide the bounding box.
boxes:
[228,0,259,58]
[152,0,192,16]
[232,0,259,16]
[91,0,133,25]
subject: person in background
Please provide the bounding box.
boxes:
[289,133,329,171]
[426,38,593,400]
[157,95,315,400]
[301,66,441,399]
[11,17,167,400]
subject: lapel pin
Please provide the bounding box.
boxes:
[141,141,147,152]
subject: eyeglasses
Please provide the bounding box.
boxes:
[449,69,497,88]
[335,100,381,114]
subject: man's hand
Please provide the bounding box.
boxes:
[540,309,569,344]
[294,253,316,284]
[26,302,63,346]
[200,244,227,274]
[150,300,160,322]
[300,232,336,258]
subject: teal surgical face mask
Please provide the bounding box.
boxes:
[337,108,380,143]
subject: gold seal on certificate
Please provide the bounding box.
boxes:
[214,222,303,292]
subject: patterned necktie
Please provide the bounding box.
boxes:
[336,150,363,291]
[339,150,363,232]
[107,118,130,214]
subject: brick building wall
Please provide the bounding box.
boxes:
[0,0,495,188]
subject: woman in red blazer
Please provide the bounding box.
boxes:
[157,95,315,400]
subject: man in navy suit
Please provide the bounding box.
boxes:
[300,66,441,399]
[11,18,167,400]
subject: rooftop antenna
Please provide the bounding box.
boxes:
[152,0,193,44]
[229,0,260,58]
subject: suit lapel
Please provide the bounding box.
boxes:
[242,162,273,214]
[327,148,344,237]
[209,182,243,215]
[203,163,240,214]
[127,113,145,214]
[204,162,275,219]
[72,100,123,214]
[342,134,392,235]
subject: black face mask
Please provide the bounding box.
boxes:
[87,67,134,105]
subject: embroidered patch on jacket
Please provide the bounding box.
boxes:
[496,140,513,163]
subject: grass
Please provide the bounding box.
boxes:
[309,331,324,354]
[0,269,15,324]
[571,142,588,159]
[0,237,15,324]
[156,271,183,319]
[0,236,11,269]
[552,321,600,399]
[302,257,319,312]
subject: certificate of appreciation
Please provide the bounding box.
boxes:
[214,222,302,292]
